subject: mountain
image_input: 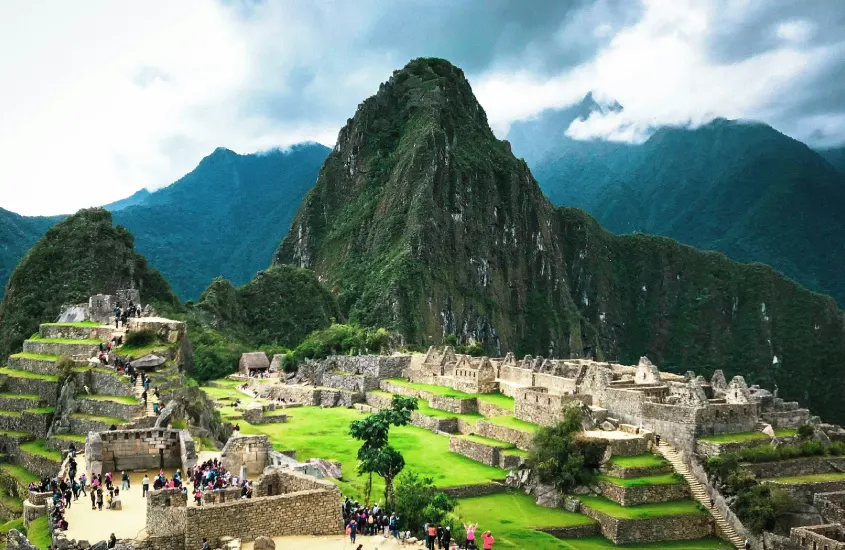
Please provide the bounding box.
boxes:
[0,208,65,301]
[110,143,330,301]
[104,188,152,211]
[818,146,845,176]
[274,57,845,422]
[0,208,179,360]
[513,111,845,306]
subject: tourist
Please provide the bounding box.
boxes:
[481,531,494,550]
[142,474,150,497]
[368,512,375,536]
[463,522,478,549]
[382,513,390,537]
[107,533,117,549]
[96,488,104,511]
[122,471,130,489]
[436,525,444,549]
[90,487,96,510]
[655,433,661,447]
[194,488,202,506]
[109,488,121,509]
[442,526,451,549]
[79,473,87,496]
[427,522,437,550]
[105,471,113,489]
[744,540,751,550]
[69,442,77,458]
[390,514,400,540]
[347,518,358,543]
[201,537,210,550]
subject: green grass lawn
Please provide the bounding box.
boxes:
[82,394,140,405]
[20,440,63,462]
[171,420,188,429]
[596,473,683,487]
[118,341,170,359]
[23,407,56,414]
[476,392,515,411]
[775,428,798,438]
[0,430,31,438]
[457,491,596,550]
[458,434,515,448]
[0,367,58,381]
[0,463,40,485]
[384,378,476,399]
[72,366,123,376]
[579,496,706,519]
[0,492,23,513]
[10,352,60,361]
[606,454,669,469]
[53,434,87,442]
[26,336,102,344]
[763,472,845,484]
[557,537,733,550]
[70,412,129,425]
[0,392,39,400]
[0,410,22,418]
[0,517,26,539]
[42,321,101,327]
[210,378,244,388]
[502,448,530,457]
[485,415,539,433]
[27,515,50,549]
[231,405,506,499]
[698,431,769,443]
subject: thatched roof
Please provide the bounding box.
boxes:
[240,352,270,371]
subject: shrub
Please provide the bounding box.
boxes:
[528,407,605,491]
[797,424,815,440]
[394,471,456,538]
[124,329,157,348]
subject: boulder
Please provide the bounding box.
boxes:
[130,354,166,368]
[306,458,342,479]
[563,496,581,513]
[89,543,108,550]
[534,482,563,508]
[761,424,775,438]
[600,421,616,431]
[253,536,275,550]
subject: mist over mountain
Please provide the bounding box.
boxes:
[509,102,845,306]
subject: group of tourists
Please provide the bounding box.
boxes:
[343,498,401,543]
[187,458,253,505]
[113,301,142,328]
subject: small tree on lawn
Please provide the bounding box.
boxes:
[349,395,417,508]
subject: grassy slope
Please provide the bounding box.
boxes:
[607,454,668,468]
[579,496,705,519]
[595,473,682,487]
[763,472,845,484]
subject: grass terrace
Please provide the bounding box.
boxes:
[70,413,129,425]
[606,454,669,469]
[41,322,101,327]
[557,537,733,549]
[763,472,845,484]
[485,414,539,433]
[27,516,51,549]
[416,399,482,425]
[0,493,23,514]
[698,428,797,443]
[9,352,60,361]
[171,420,188,429]
[20,440,63,462]
[82,394,140,405]
[0,392,39,400]
[0,410,21,418]
[579,496,706,519]
[27,335,102,344]
[118,340,171,359]
[0,430,31,438]
[383,378,476,399]
[23,407,56,414]
[0,518,25,539]
[53,434,87,443]
[596,473,683,487]
[458,434,515,448]
[457,491,596,550]
[476,392,515,411]
[502,448,530,458]
[0,463,40,485]
[214,378,244,387]
[0,367,58,381]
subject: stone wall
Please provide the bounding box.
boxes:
[126,318,186,344]
[75,397,142,420]
[69,415,113,434]
[21,340,98,357]
[323,355,410,378]
[815,492,845,524]
[220,435,273,478]
[762,409,811,429]
[477,401,510,418]
[0,432,34,456]
[200,487,241,505]
[537,524,600,539]
[580,502,712,544]
[425,393,477,414]
[365,391,394,410]
[147,488,188,538]
[0,376,57,405]
[598,479,689,506]
[533,373,577,395]
[7,356,62,375]
[73,369,135,397]
[498,365,534,386]
[317,388,363,408]
[379,379,417,398]
[0,395,40,412]
[321,372,380,392]
[600,461,672,479]
[765,479,845,505]
[790,524,845,550]
[184,470,342,548]
[448,436,505,467]
[86,428,190,476]
[745,457,845,479]
[0,467,28,499]
[440,483,507,498]
[514,387,586,427]
[16,447,60,478]
[581,432,648,458]
[475,419,534,451]
[267,385,319,406]
[0,411,54,439]
[411,412,458,434]
[40,324,115,341]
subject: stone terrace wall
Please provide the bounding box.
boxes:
[815,492,845,524]
[790,525,845,550]
[40,324,115,340]
[147,488,187,538]
[326,355,410,378]
[766,479,845,505]
[449,436,504,467]
[515,388,587,427]
[73,369,135,397]
[184,477,342,548]
[87,428,188,476]
[580,503,712,544]
[477,401,510,418]
[475,419,534,451]
[15,448,59,478]
[74,397,142,420]
[600,461,672,479]
[268,385,319,405]
[426,393,477,414]
[598,479,689,506]
[745,457,845,479]
[411,412,459,434]
[220,435,273,478]
[0,377,58,405]
[379,380,418,398]
[321,372,380,393]
[0,411,52,438]
[365,391,394,410]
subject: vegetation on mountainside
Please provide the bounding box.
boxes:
[194,266,340,347]
[528,408,605,491]
[281,323,394,371]
[0,208,179,362]
[558,206,845,423]
[0,208,64,302]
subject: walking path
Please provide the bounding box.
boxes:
[134,375,155,418]
[657,441,745,549]
[241,534,405,550]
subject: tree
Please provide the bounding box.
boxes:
[349,395,418,507]
[394,471,456,538]
[528,407,605,491]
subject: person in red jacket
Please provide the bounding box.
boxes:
[481,530,495,550]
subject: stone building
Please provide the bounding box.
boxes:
[239,352,270,375]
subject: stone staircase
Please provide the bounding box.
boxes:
[134,376,156,418]
[657,441,745,549]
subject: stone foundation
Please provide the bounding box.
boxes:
[580,502,712,544]
[221,434,273,478]
[365,391,394,410]
[449,436,509,467]
[764,479,845,505]
[75,397,142,419]
[411,412,459,434]
[21,340,98,357]
[0,395,40,412]
[475,419,534,451]
[745,457,845,479]
[440,483,507,498]
[598,479,690,506]
[599,460,672,479]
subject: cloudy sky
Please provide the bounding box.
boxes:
[2,0,844,216]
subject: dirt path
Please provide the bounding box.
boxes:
[240,534,413,550]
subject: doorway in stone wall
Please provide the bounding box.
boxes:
[159,448,164,470]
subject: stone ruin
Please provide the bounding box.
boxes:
[85,427,197,477]
[58,289,143,324]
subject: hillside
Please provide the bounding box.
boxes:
[513,114,845,306]
[819,146,845,176]
[0,208,64,301]
[275,57,845,422]
[0,208,179,360]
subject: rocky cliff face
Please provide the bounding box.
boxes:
[274,58,845,422]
